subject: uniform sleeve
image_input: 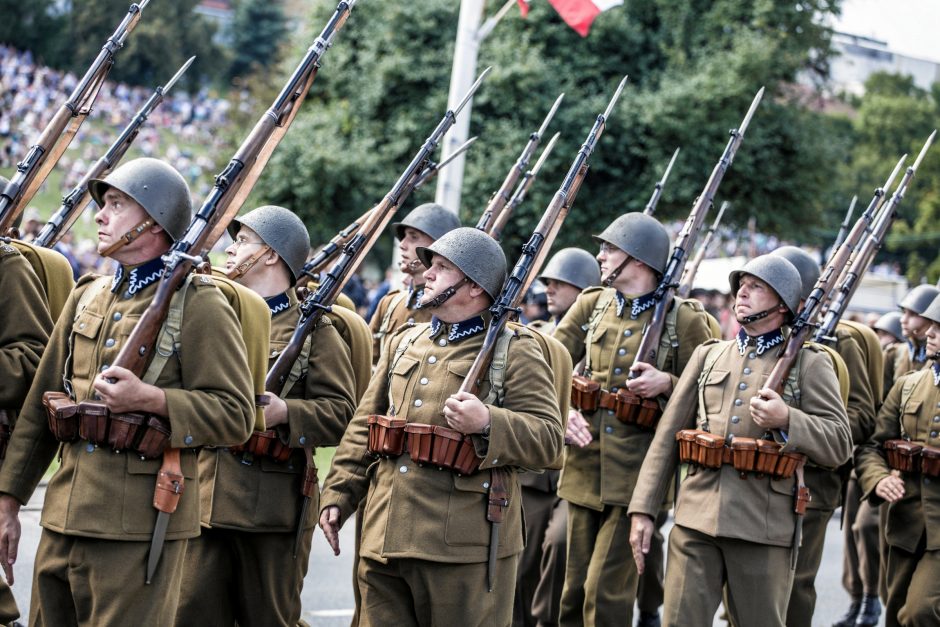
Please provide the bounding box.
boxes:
[781,348,852,468]
[282,319,357,448]
[835,329,877,445]
[164,283,255,448]
[368,294,390,364]
[477,333,564,471]
[628,343,709,518]
[855,375,905,504]
[552,290,595,364]
[0,254,53,408]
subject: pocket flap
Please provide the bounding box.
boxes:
[453,472,490,494]
[73,310,103,339]
[392,356,419,377]
[902,400,923,414]
[446,360,475,378]
[704,369,730,385]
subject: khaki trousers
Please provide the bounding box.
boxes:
[785,507,833,626]
[664,524,794,627]
[636,508,668,614]
[0,578,19,624]
[841,475,880,597]
[532,501,567,627]
[559,503,636,627]
[174,524,314,627]
[29,528,186,627]
[357,554,518,627]
[514,487,559,627]
[884,534,940,627]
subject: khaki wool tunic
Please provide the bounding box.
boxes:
[885,339,931,393]
[0,261,255,541]
[369,287,431,363]
[321,314,564,563]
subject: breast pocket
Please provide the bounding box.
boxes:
[438,360,478,408]
[701,369,730,417]
[71,310,104,381]
[586,326,609,375]
[389,356,419,414]
[901,400,923,438]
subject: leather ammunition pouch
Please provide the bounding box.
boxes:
[366,416,483,476]
[230,429,292,463]
[570,375,662,429]
[41,393,170,459]
[883,439,940,477]
[0,410,11,462]
[921,445,940,478]
[676,429,804,480]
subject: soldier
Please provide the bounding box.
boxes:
[874,312,905,350]
[368,202,461,361]
[628,254,852,627]
[769,246,881,627]
[174,206,358,626]
[0,158,256,625]
[0,176,55,626]
[514,247,600,627]
[887,285,939,390]
[855,292,940,627]
[552,213,716,627]
[319,227,564,625]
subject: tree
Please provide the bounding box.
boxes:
[228,0,289,80]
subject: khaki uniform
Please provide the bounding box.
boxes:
[369,286,431,362]
[552,288,715,627]
[0,259,255,626]
[629,330,852,627]
[885,340,931,391]
[320,313,564,626]
[856,365,940,627]
[0,243,56,624]
[175,290,357,626]
[786,323,880,626]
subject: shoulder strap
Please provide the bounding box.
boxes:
[898,374,920,440]
[657,297,683,372]
[376,291,408,341]
[584,289,615,375]
[695,340,728,430]
[385,325,426,414]
[280,334,312,398]
[142,274,192,385]
[482,327,515,407]
[64,275,113,398]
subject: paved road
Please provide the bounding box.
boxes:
[10,487,885,626]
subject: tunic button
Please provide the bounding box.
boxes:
[299,436,307,445]
[101,364,109,372]
[85,443,95,453]
[105,338,116,348]
[79,322,86,329]
[123,290,133,300]
[618,348,627,356]
[623,330,632,337]
[748,352,756,359]
[605,426,613,434]
[113,312,122,321]
[483,481,490,489]
[407,317,414,324]
[932,431,938,438]
[614,368,623,375]
[925,477,931,485]
[399,465,408,474]
[743,368,752,375]
[934,416,940,423]
[414,400,423,408]
[428,356,437,364]
[420,378,429,385]
[611,387,619,393]
[607,410,614,416]
[184,435,193,445]
[438,338,447,346]
[731,416,740,424]
[738,383,747,390]
[734,399,742,406]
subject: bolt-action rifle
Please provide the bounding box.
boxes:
[677,200,729,298]
[643,147,680,216]
[486,132,560,242]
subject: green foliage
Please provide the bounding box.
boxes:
[0,0,68,63]
[229,0,289,80]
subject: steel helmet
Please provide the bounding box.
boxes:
[899,284,940,315]
[417,227,507,300]
[393,203,461,241]
[539,247,601,290]
[771,246,820,301]
[230,205,311,282]
[729,254,802,321]
[593,213,670,275]
[873,311,904,342]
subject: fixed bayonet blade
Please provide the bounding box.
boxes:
[713,200,729,226]
[454,67,491,116]
[910,129,937,172]
[660,147,680,187]
[531,132,560,174]
[292,496,311,559]
[602,75,629,119]
[162,56,195,94]
[436,136,477,170]
[487,522,499,592]
[537,93,565,137]
[145,511,170,584]
[883,154,907,194]
[736,87,765,139]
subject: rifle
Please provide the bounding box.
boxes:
[833,195,857,251]
[475,93,564,233]
[269,70,490,556]
[677,200,729,298]
[815,132,935,344]
[643,147,680,216]
[461,76,627,592]
[630,88,764,370]
[486,132,560,242]
[0,1,150,234]
[295,135,478,285]
[105,0,358,584]
[33,57,194,249]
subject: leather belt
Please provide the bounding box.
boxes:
[367,415,483,476]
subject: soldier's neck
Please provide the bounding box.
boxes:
[742,318,784,338]
[240,267,290,299]
[109,241,170,268]
[611,272,657,298]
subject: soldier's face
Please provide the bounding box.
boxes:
[734,275,785,326]
[94,188,150,256]
[544,279,580,318]
[901,308,930,340]
[224,226,268,278]
[925,321,939,356]
[596,241,628,281]
[422,255,466,301]
[398,227,434,276]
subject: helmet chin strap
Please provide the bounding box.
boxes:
[737,302,785,326]
[602,256,632,287]
[225,245,272,279]
[100,218,154,257]
[406,258,424,272]
[418,277,468,309]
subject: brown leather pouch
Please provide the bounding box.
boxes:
[921,445,940,477]
[676,429,706,464]
[77,401,110,445]
[135,416,171,459]
[246,430,276,457]
[634,397,662,429]
[795,484,811,515]
[405,423,434,465]
[884,439,923,473]
[694,432,725,469]
[43,391,79,442]
[571,375,600,412]
[775,452,805,480]
[107,412,146,452]
[730,437,758,478]
[431,426,463,470]
[267,434,292,463]
[755,439,783,476]
[367,415,406,457]
[452,436,482,476]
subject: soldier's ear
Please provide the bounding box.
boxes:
[467,281,486,299]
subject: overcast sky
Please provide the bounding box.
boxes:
[832,0,940,62]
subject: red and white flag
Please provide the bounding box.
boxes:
[517,0,531,18]
[548,0,623,37]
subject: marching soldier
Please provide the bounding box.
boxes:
[887,285,939,390]
[174,206,358,626]
[855,292,940,627]
[769,246,881,627]
[319,227,564,625]
[514,247,600,627]
[629,254,852,627]
[552,213,716,627]
[369,202,461,361]
[875,312,906,396]
[0,158,256,625]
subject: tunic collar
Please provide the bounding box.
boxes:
[111,256,164,295]
[429,314,487,343]
[614,289,657,320]
[736,327,785,356]
[933,363,940,387]
[909,339,928,363]
[265,292,292,317]
[406,285,425,309]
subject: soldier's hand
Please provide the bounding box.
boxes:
[874,470,905,503]
[319,506,342,556]
[94,366,168,417]
[263,392,288,427]
[625,362,673,398]
[0,495,21,585]
[443,392,490,435]
[750,388,789,431]
[629,513,654,575]
[565,409,593,448]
